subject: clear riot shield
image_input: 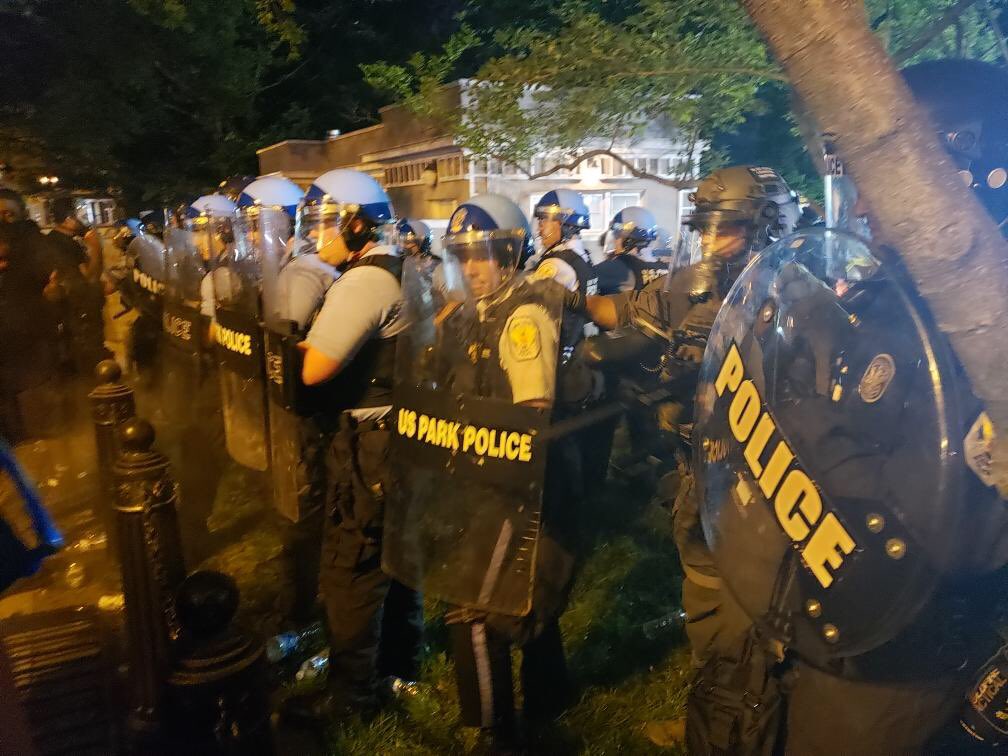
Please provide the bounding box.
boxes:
[694,228,963,662]
[384,256,564,617]
[123,231,166,318]
[214,214,269,472]
[258,207,330,522]
[162,226,213,420]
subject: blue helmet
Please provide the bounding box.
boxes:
[299,169,394,254]
[609,206,658,253]
[533,188,590,235]
[444,194,533,294]
[396,218,432,255]
[302,169,394,226]
[237,176,304,219]
[187,194,237,220]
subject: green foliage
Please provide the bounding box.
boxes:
[364,0,775,181]
[316,472,691,755]
[869,0,1001,63]
[366,0,1008,197]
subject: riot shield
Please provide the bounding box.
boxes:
[257,208,331,522]
[694,228,964,661]
[214,215,269,472]
[384,257,564,616]
[162,227,213,421]
[123,231,166,318]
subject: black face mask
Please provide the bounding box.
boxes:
[342,217,376,254]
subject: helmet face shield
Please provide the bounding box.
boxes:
[185,214,233,264]
[442,229,526,299]
[296,200,393,262]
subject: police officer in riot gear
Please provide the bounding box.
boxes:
[386,193,587,751]
[695,59,1008,756]
[118,218,166,383]
[529,187,598,311]
[395,218,433,259]
[595,206,667,294]
[284,169,422,722]
[232,175,333,624]
[581,165,799,752]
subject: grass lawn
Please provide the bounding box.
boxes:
[316,470,692,755]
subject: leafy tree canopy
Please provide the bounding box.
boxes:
[365,0,1008,198]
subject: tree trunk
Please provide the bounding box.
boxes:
[742,0,1008,492]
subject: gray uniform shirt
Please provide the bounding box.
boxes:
[269,253,339,332]
[305,245,408,419]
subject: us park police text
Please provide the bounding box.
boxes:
[396,409,534,462]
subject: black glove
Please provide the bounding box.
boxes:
[563,287,586,315]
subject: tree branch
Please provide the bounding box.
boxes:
[983,0,1008,65]
[494,148,696,188]
[891,0,980,64]
[607,67,788,83]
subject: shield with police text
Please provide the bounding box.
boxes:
[384,256,566,616]
[123,231,166,318]
[694,228,966,662]
[162,226,215,420]
[216,213,269,472]
[257,207,330,521]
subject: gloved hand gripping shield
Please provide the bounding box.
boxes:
[693,228,966,662]
[384,233,565,617]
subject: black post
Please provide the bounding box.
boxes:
[112,418,187,745]
[165,571,275,755]
[90,359,136,548]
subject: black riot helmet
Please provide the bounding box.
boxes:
[902,59,1008,230]
[672,166,799,300]
[675,166,799,272]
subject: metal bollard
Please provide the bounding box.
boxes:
[165,571,275,755]
[90,359,136,549]
[112,418,187,744]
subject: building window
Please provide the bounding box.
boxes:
[610,192,641,216]
[582,192,605,229]
[437,155,464,180]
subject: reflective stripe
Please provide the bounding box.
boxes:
[478,520,514,606]
[471,623,495,728]
[682,562,723,591]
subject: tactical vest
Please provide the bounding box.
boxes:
[441,278,563,403]
[541,244,597,347]
[620,254,668,291]
[319,253,404,411]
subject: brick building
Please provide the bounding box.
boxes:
[257,81,700,260]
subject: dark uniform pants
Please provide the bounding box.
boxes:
[448,438,582,734]
[321,415,423,702]
[782,663,968,756]
[666,467,783,755]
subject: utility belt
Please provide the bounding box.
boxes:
[334,411,390,434]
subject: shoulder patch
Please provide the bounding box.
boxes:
[965,411,997,488]
[507,316,541,361]
[531,261,558,282]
